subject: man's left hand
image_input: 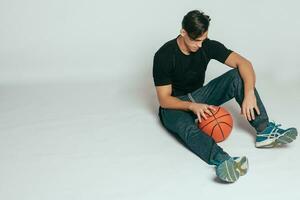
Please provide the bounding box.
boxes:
[241,90,261,121]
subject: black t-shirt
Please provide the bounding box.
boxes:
[152,36,233,97]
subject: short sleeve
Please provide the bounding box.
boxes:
[152,52,172,86]
[204,39,233,63]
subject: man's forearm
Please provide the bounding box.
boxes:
[237,62,256,96]
[160,96,193,111]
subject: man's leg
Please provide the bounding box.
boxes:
[189,68,297,147]
[158,105,248,182]
[190,68,269,132]
[159,106,230,166]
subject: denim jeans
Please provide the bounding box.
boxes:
[158,68,269,165]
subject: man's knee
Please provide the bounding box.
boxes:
[164,115,199,140]
[180,124,198,140]
[227,68,243,84]
[227,68,239,77]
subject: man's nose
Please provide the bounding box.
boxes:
[197,42,202,48]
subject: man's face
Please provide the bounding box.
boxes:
[181,30,208,52]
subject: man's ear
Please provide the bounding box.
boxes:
[180,29,186,37]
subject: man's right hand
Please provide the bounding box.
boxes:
[188,102,217,122]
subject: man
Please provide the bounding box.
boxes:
[152,10,298,183]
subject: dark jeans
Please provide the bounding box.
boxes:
[158,68,269,165]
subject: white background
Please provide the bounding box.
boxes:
[0,0,300,199]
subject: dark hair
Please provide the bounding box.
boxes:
[182,10,211,40]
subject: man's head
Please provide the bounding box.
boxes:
[180,10,211,52]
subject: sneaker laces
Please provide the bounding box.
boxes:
[258,121,282,137]
[269,121,282,133]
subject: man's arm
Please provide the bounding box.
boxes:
[155,85,192,111]
[224,52,256,96]
[224,52,260,120]
[155,85,215,122]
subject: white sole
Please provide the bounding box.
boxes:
[256,128,297,148]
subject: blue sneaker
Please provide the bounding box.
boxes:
[256,121,298,148]
[216,156,248,183]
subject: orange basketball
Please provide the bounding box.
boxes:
[198,106,233,143]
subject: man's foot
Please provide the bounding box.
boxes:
[216,156,248,183]
[256,121,298,148]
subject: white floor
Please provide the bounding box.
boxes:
[0,77,299,200]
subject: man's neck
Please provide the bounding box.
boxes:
[176,36,190,55]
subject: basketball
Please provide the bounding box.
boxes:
[197,106,233,143]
